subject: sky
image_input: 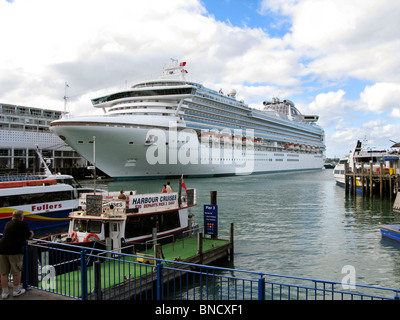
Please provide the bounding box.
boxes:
[1,0,400,158]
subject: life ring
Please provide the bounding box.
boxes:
[70,232,78,242]
[84,233,100,242]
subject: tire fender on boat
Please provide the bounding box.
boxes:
[70,232,78,242]
[84,233,99,242]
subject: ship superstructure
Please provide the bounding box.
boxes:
[50,60,325,179]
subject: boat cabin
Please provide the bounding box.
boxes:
[63,189,196,252]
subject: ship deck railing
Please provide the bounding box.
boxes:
[8,234,399,301]
[0,173,46,182]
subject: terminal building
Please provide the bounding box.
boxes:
[0,103,88,176]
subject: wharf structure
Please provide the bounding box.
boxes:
[344,162,400,200]
[0,103,88,176]
[12,226,400,301]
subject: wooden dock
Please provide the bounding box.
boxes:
[89,226,234,300]
[344,162,400,199]
[92,234,233,300]
[24,223,234,300]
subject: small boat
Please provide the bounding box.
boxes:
[0,180,79,231]
[0,145,102,232]
[40,181,197,252]
[323,162,336,169]
[380,225,400,242]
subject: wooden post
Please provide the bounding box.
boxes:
[198,232,203,264]
[229,222,234,260]
[94,261,102,300]
[210,191,217,206]
[345,163,349,195]
[370,161,373,197]
[154,243,160,259]
[361,163,365,196]
[380,162,383,200]
[210,191,217,239]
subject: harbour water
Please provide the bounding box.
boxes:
[71,169,400,290]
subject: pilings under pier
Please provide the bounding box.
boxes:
[344,162,400,200]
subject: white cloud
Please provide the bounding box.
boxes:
[308,90,346,111]
[334,118,352,131]
[1,0,400,158]
[360,82,400,113]
[306,90,348,128]
[390,108,400,118]
[261,0,400,83]
[0,0,210,111]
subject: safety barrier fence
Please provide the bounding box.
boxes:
[17,239,400,300]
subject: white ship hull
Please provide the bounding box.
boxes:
[52,115,324,179]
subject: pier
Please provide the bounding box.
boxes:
[21,225,234,301]
[344,162,400,200]
[7,224,400,301]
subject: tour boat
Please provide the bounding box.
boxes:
[0,179,79,231]
[40,183,197,252]
[0,146,101,231]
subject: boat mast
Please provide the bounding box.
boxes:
[93,135,97,195]
[63,82,69,116]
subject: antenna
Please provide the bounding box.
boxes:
[63,82,69,115]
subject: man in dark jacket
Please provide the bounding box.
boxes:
[0,210,34,299]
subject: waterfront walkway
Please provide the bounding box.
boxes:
[3,284,74,300]
[7,233,400,301]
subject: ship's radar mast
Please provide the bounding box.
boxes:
[161,59,188,80]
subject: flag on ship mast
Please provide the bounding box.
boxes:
[181,174,187,193]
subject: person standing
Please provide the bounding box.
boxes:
[166,182,173,193]
[0,210,34,299]
[118,190,127,199]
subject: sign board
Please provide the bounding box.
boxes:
[204,205,218,236]
[86,195,102,216]
[129,193,178,211]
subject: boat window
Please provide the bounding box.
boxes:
[91,88,194,105]
[73,219,87,232]
[124,210,181,239]
[0,190,75,207]
[73,220,102,233]
[88,221,102,233]
[159,211,180,232]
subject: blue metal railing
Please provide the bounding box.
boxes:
[19,238,400,301]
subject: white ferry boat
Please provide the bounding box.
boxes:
[0,147,102,232]
[333,140,400,188]
[50,60,326,179]
[41,184,197,252]
[0,179,78,231]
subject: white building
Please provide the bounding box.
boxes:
[0,103,87,173]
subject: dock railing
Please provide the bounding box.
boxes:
[18,238,400,301]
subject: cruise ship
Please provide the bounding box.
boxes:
[50,60,326,179]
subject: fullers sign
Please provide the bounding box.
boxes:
[204,205,218,236]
